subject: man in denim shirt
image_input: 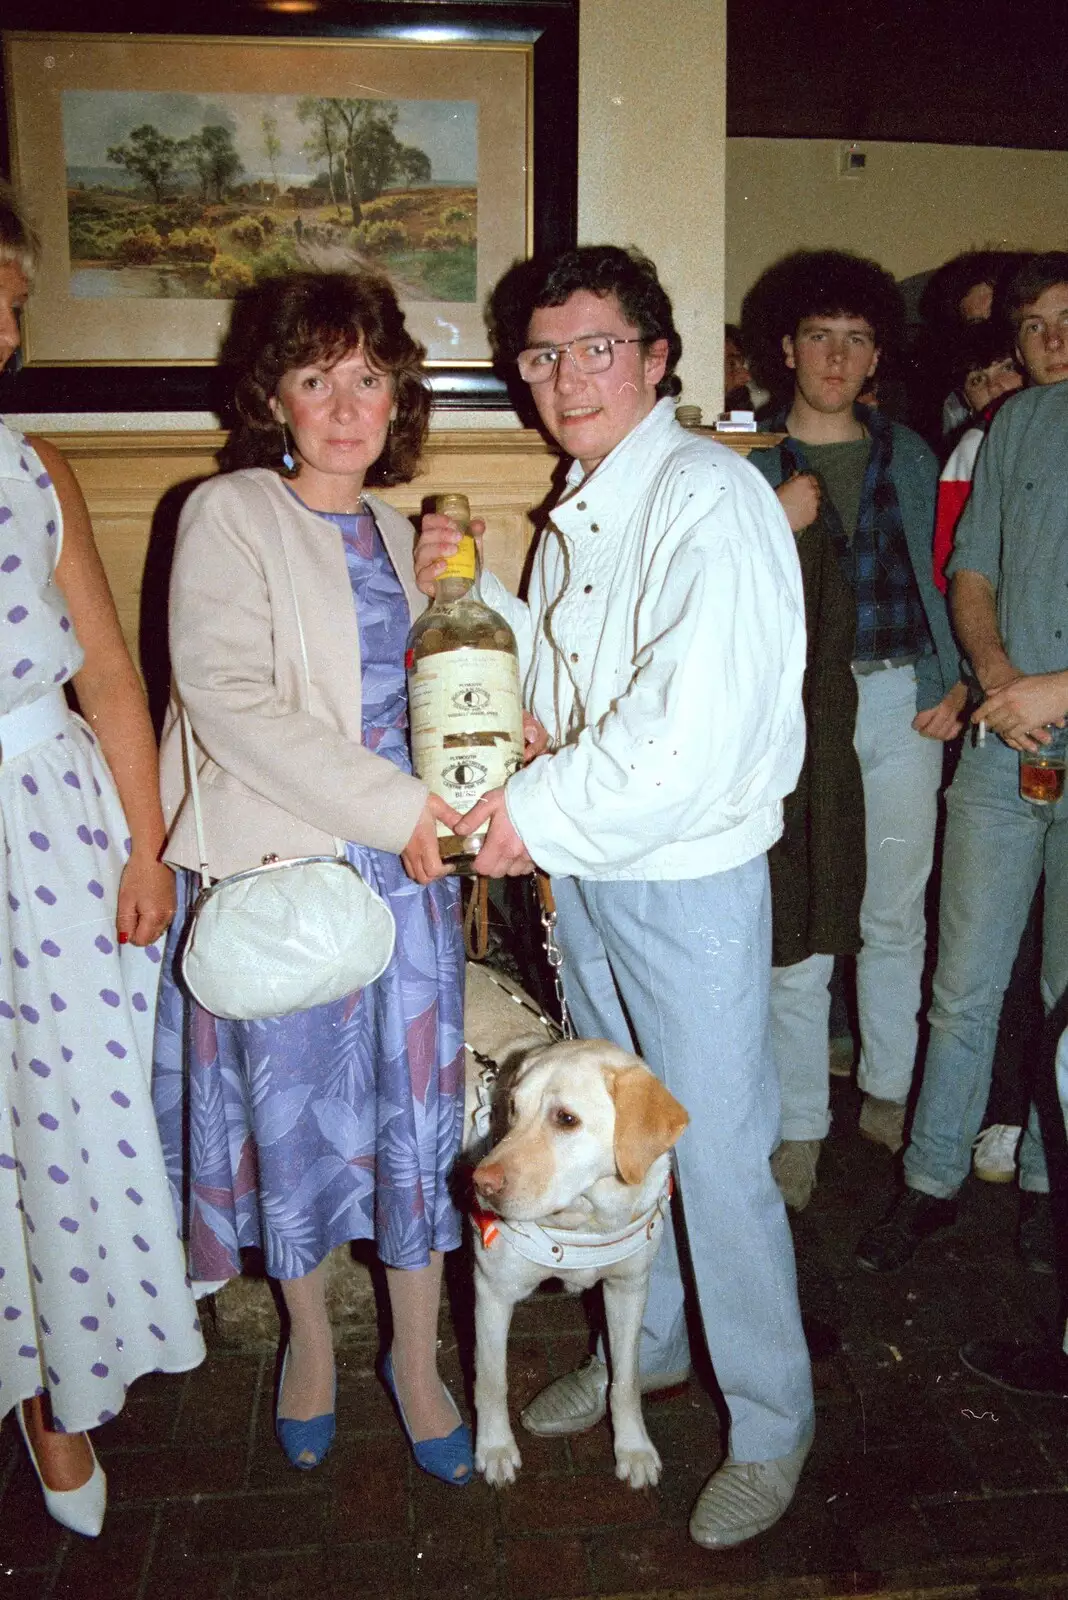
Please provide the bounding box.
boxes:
[858,271,1068,1276]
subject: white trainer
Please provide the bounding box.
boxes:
[972,1123,1022,1184]
[519,1355,690,1437]
[689,1434,812,1548]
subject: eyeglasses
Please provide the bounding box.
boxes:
[516,334,644,385]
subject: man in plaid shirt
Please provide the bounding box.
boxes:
[745,249,964,1170]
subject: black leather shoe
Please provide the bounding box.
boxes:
[960,1340,1068,1399]
[855,1188,958,1272]
[1017,1192,1055,1275]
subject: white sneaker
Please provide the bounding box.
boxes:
[972,1124,1022,1184]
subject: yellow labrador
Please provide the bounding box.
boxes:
[470,1038,688,1489]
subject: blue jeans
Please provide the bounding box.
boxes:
[905,735,1068,1198]
[553,859,814,1462]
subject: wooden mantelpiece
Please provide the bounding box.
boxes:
[43,425,783,682]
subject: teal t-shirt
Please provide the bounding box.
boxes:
[797,436,871,544]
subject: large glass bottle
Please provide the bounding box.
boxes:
[406,494,524,871]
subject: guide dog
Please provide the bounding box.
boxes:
[468,1036,688,1489]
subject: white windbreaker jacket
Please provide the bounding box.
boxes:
[480,398,807,881]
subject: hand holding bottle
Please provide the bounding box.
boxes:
[455,787,536,877]
[401,793,466,885]
[414,511,485,596]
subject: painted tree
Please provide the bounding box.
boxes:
[297,97,345,216]
[106,124,180,204]
[181,125,243,205]
[261,112,282,196]
[297,97,432,223]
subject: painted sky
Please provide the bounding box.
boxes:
[62,90,478,185]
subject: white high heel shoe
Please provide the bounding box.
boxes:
[16,1403,107,1538]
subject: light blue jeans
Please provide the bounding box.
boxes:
[905,734,1068,1199]
[771,953,835,1141]
[853,665,943,1106]
[553,858,815,1463]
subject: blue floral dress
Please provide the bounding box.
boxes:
[151,509,465,1283]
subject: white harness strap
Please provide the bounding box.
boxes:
[473,1175,673,1272]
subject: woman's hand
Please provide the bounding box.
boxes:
[522,712,549,764]
[776,473,821,533]
[456,788,535,877]
[401,793,465,885]
[116,854,176,946]
[414,512,485,597]
[912,679,968,741]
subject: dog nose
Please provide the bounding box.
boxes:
[474,1162,505,1198]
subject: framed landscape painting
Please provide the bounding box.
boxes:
[0,2,578,409]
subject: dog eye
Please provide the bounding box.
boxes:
[552,1108,580,1130]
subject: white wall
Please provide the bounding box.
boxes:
[727,137,1068,319]
[579,0,726,416]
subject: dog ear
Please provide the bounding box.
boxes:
[607,1066,689,1186]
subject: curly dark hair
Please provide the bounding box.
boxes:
[218,270,431,485]
[487,245,683,399]
[918,249,1031,332]
[740,248,905,401]
[994,251,1068,333]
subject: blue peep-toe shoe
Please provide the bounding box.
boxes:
[382,1352,473,1487]
[275,1347,336,1471]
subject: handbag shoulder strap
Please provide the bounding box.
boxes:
[180,508,344,884]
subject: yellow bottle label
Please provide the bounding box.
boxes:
[440,532,477,583]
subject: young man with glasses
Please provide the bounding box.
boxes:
[413,245,814,1547]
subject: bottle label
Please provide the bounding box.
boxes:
[440,534,477,583]
[409,647,524,832]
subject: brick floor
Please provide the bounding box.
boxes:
[4,1077,1068,1600]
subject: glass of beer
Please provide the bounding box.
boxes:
[1019,723,1068,805]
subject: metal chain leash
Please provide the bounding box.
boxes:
[538,874,575,1041]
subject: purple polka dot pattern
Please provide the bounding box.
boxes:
[1,420,204,1433]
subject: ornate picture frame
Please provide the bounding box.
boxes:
[0,1,577,410]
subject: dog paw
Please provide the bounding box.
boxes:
[476,1441,522,1487]
[615,1444,662,1489]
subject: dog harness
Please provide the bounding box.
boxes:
[472,1174,673,1272]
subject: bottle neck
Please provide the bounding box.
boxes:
[434,532,479,603]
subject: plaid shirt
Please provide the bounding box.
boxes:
[773,404,932,663]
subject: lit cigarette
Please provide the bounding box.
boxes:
[978,720,986,747]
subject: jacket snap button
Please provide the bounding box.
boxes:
[576,500,587,510]
[590,523,599,532]
[584,584,593,594]
[570,652,579,663]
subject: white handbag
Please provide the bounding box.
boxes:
[177,527,396,1021]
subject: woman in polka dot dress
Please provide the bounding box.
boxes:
[0,186,204,1537]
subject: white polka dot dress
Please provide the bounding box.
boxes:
[0,421,204,1433]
